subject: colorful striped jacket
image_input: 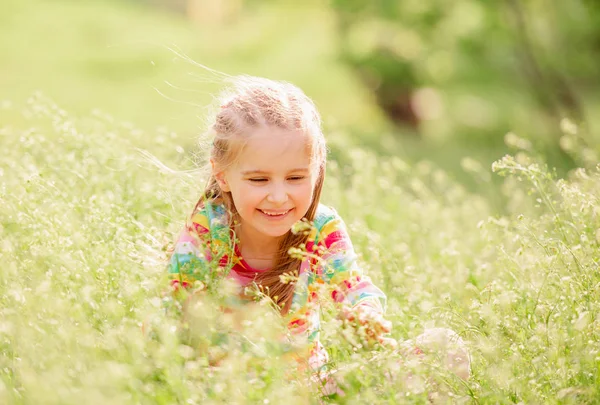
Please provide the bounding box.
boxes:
[167,200,387,370]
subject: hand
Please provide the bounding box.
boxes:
[340,304,394,347]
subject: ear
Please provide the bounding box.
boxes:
[211,159,230,192]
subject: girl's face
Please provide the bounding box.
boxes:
[215,126,318,242]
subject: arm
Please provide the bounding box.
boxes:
[315,213,386,310]
[168,228,207,290]
[313,210,392,345]
[167,206,213,291]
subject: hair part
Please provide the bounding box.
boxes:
[195,76,327,314]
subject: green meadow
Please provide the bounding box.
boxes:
[2,0,600,403]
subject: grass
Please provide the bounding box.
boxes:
[2,90,600,404]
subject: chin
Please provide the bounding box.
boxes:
[261,227,292,238]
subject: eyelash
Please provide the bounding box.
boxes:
[249,176,305,183]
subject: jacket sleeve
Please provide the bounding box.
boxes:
[313,210,387,313]
[167,207,212,290]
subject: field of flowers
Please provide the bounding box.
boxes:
[1,92,599,404]
[3,0,600,402]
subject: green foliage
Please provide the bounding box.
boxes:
[331,0,600,159]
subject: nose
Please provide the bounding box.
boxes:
[266,182,289,204]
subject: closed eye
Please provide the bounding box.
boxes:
[288,176,305,181]
[249,178,268,183]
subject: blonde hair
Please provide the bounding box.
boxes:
[193,76,326,314]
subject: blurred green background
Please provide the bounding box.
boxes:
[2,0,599,186]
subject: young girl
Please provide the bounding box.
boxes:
[167,76,393,375]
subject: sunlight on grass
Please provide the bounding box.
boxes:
[1,93,599,403]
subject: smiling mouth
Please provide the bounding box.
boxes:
[258,208,293,217]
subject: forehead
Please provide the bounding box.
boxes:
[233,127,312,171]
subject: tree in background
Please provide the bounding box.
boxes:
[331,0,599,151]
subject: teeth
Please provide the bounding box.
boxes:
[261,209,290,216]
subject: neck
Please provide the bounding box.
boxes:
[236,223,284,259]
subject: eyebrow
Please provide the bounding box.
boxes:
[241,168,310,175]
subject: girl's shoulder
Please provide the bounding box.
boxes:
[312,204,350,246]
[188,199,230,241]
[313,203,340,226]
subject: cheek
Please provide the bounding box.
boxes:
[295,182,315,203]
[232,184,263,208]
